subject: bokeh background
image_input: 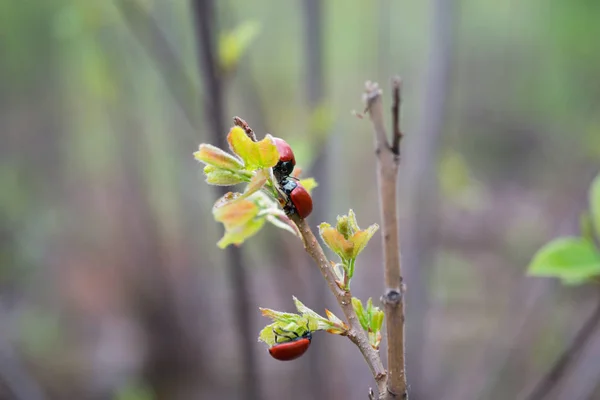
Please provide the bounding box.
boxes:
[1,0,600,399]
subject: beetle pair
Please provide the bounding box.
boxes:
[272,138,313,219]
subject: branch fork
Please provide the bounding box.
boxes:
[365,78,408,399]
[292,78,408,399]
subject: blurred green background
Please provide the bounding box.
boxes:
[1,0,600,399]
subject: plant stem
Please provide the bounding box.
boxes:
[364,79,408,399]
[291,215,388,396]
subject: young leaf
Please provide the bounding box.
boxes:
[227,127,279,170]
[350,223,379,259]
[213,197,258,230]
[324,309,346,327]
[527,237,600,282]
[293,297,347,334]
[352,297,369,330]
[321,211,379,262]
[217,218,265,249]
[344,210,363,237]
[205,169,247,186]
[194,143,244,171]
[366,297,374,322]
[260,308,304,323]
[590,172,600,241]
[319,222,354,261]
[372,309,384,332]
[213,196,265,248]
[238,168,269,200]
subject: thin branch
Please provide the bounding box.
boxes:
[364,81,408,399]
[290,215,388,396]
[525,300,600,400]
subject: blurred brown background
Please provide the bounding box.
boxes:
[1,0,600,399]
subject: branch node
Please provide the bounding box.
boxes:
[381,289,402,306]
[386,387,408,399]
[375,372,387,381]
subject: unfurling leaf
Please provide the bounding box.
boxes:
[213,196,258,230]
[372,309,384,332]
[205,169,247,186]
[324,309,345,327]
[352,297,368,330]
[350,224,379,259]
[352,296,384,349]
[227,127,279,170]
[194,143,244,171]
[368,330,382,350]
[212,191,299,248]
[319,210,379,262]
[293,297,347,334]
[319,222,354,261]
[240,168,269,199]
[527,237,600,284]
[217,218,265,248]
[213,195,263,248]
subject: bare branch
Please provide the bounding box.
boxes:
[290,215,388,396]
[364,80,408,399]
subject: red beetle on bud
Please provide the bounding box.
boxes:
[271,137,313,219]
[268,323,313,361]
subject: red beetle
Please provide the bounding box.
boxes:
[280,178,313,219]
[272,137,296,181]
[268,331,312,361]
